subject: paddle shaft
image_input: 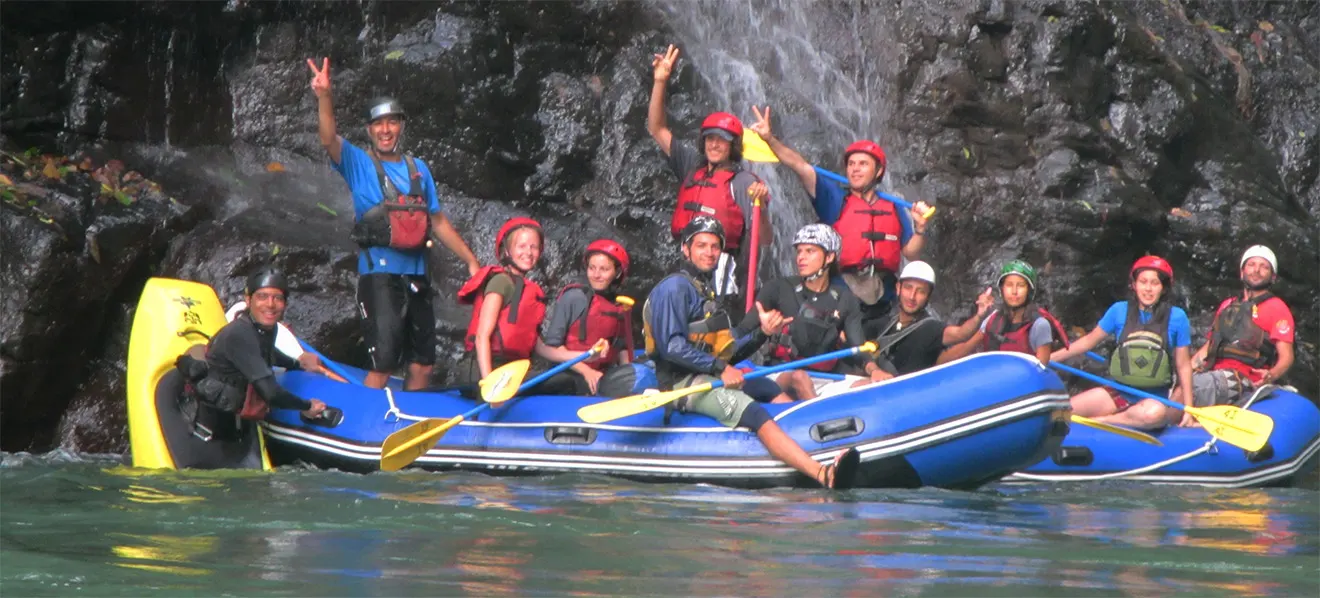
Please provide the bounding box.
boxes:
[1051,361,1188,412]
[299,341,361,385]
[745,197,762,314]
[701,344,871,392]
[813,167,935,218]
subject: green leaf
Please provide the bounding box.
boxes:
[1077,200,1094,212]
[316,202,339,217]
[271,244,281,256]
[24,147,40,160]
[384,49,405,61]
[1211,25,1229,34]
[1046,16,1057,23]
[115,190,134,206]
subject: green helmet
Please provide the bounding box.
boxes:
[998,260,1037,294]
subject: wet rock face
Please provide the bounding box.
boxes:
[1,0,1317,452]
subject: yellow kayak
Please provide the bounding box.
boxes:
[124,277,272,470]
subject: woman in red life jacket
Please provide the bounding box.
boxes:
[647,44,771,314]
[454,218,547,385]
[533,240,657,397]
[943,260,1069,364]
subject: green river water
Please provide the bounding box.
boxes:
[2,452,1316,596]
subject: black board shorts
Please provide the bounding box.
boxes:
[357,273,436,371]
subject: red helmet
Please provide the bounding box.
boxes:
[495,217,543,255]
[700,112,743,139]
[1130,255,1173,282]
[584,238,630,279]
[844,140,887,170]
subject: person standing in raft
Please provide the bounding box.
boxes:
[737,224,889,402]
[1051,256,1197,430]
[534,239,656,397]
[746,105,932,338]
[647,44,771,317]
[644,215,861,488]
[454,218,548,386]
[308,57,481,391]
[177,269,330,443]
[863,262,994,380]
[942,260,1070,364]
[1190,245,1295,406]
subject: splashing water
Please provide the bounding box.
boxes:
[653,0,904,274]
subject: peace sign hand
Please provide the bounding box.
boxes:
[749,105,773,140]
[756,301,793,336]
[652,44,680,83]
[307,57,332,98]
[974,286,995,318]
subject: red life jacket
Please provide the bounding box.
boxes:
[981,306,1070,355]
[557,282,625,370]
[671,166,746,250]
[459,265,546,360]
[833,193,902,273]
[1208,292,1278,369]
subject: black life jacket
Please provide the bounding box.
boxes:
[1208,292,1278,368]
[1108,301,1173,388]
[768,279,845,371]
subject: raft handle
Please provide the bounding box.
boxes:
[810,417,864,443]
[1245,442,1274,463]
[545,426,597,445]
[1052,446,1094,467]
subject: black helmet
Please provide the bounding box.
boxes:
[367,97,406,122]
[679,215,725,249]
[245,268,289,298]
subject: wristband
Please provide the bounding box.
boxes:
[709,358,729,376]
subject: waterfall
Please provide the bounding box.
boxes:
[652,0,902,275]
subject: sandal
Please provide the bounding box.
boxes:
[817,447,860,490]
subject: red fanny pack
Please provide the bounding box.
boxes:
[238,386,270,421]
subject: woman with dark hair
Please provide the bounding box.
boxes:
[1051,256,1197,430]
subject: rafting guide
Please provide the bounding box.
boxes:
[308,57,480,392]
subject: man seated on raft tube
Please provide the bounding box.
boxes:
[645,215,860,489]
[862,262,994,381]
[732,223,889,403]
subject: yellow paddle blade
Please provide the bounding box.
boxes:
[577,383,714,424]
[380,417,461,472]
[742,130,779,163]
[479,359,531,404]
[1189,404,1274,452]
[1071,415,1163,446]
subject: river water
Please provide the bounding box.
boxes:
[2,451,1315,596]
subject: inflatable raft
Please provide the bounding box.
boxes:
[127,277,1074,488]
[1009,385,1320,487]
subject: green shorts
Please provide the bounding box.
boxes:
[675,374,755,428]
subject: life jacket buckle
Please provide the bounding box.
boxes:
[191,421,215,443]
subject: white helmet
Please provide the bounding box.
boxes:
[1240,245,1278,272]
[792,223,842,254]
[898,261,937,287]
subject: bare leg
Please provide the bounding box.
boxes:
[405,363,433,391]
[756,420,828,484]
[364,371,390,389]
[1095,399,1171,430]
[1070,387,1118,418]
[783,370,817,400]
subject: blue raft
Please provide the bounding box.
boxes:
[1009,385,1320,487]
[262,351,1072,489]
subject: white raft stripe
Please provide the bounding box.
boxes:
[263,393,1069,476]
[1004,433,1320,488]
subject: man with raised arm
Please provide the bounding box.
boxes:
[307,58,481,390]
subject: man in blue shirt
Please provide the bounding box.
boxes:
[747,106,932,338]
[308,58,481,390]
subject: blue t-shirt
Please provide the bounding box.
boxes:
[332,138,443,275]
[1097,301,1192,348]
[810,165,913,246]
